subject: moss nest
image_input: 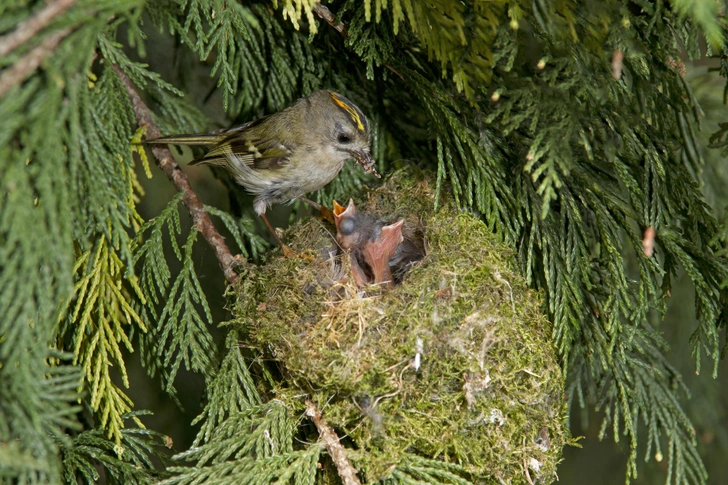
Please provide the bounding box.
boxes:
[232,168,568,484]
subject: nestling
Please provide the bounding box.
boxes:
[334,199,403,287]
[333,199,425,288]
[147,90,379,252]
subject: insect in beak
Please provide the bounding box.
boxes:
[352,150,380,178]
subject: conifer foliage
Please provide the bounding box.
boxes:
[1,0,727,484]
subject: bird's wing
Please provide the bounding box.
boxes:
[191,116,294,170]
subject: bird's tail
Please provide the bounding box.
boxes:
[145,133,224,146]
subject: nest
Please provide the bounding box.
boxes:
[232,168,568,484]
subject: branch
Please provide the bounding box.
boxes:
[305,400,361,485]
[0,0,78,57]
[0,27,72,97]
[111,64,242,286]
[314,3,346,36]
[313,3,405,81]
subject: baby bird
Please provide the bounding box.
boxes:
[147,90,379,254]
[333,199,407,288]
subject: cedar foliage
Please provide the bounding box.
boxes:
[1,0,727,484]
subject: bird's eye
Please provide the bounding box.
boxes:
[337,133,352,144]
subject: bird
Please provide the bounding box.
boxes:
[146,90,379,255]
[333,199,409,288]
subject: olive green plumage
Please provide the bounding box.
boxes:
[147,90,378,216]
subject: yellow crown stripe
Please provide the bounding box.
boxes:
[330,92,365,131]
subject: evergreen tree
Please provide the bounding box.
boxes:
[1,0,727,484]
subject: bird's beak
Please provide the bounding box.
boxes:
[352,151,380,178]
[332,199,357,234]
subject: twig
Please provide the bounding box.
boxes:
[0,0,78,57]
[305,400,362,485]
[0,27,72,97]
[314,3,346,36]
[313,2,405,81]
[111,64,242,285]
[522,437,534,485]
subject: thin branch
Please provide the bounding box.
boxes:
[314,3,346,36]
[111,63,242,285]
[313,2,405,81]
[0,0,78,57]
[0,27,72,97]
[305,400,362,485]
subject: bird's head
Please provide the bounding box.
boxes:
[315,91,379,178]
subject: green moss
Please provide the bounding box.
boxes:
[232,168,568,484]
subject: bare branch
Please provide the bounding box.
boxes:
[314,3,346,36]
[0,0,78,57]
[111,64,242,285]
[305,400,362,485]
[0,27,72,97]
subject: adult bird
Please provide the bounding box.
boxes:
[147,90,379,255]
